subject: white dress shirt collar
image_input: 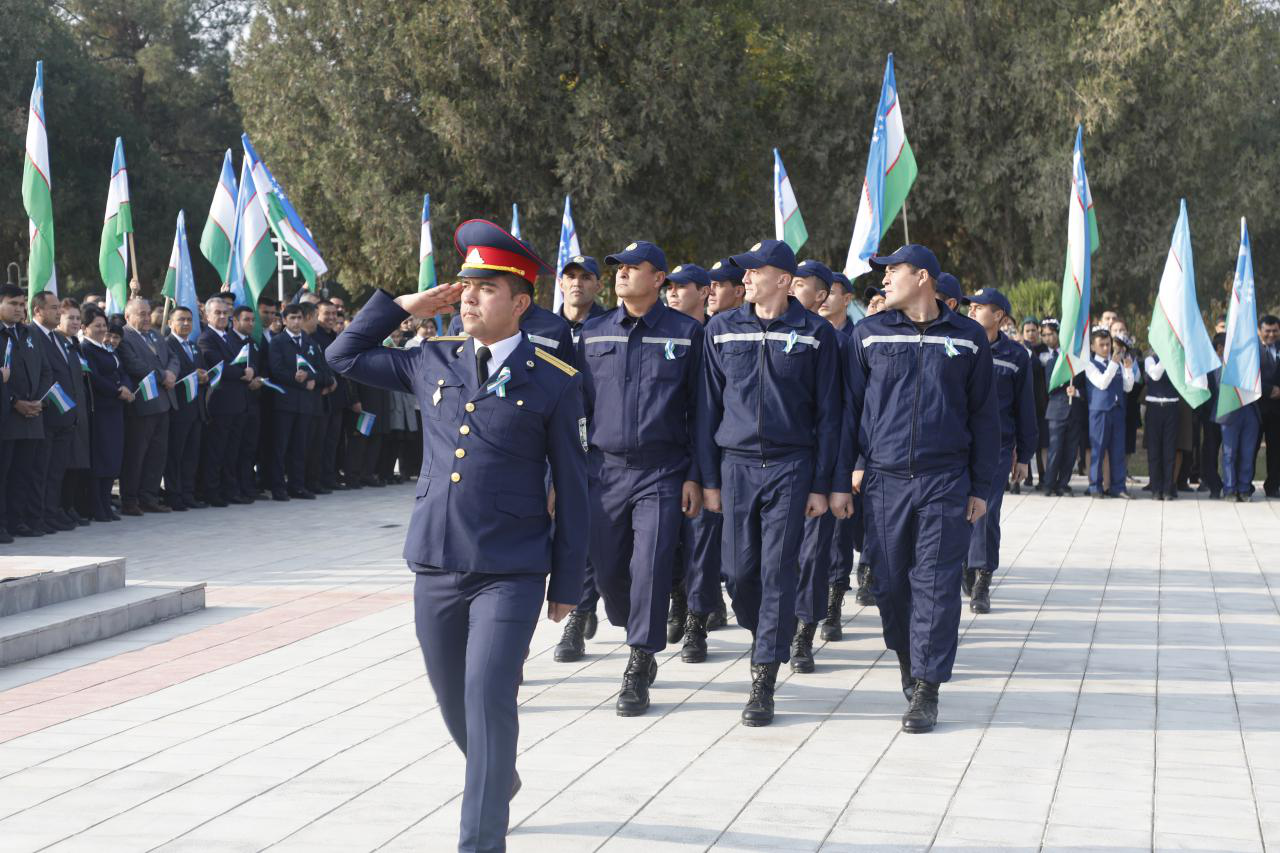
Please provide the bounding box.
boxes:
[472,331,523,381]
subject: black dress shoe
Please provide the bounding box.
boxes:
[553,612,588,663]
[615,647,657,717]
[314,487,332,495]
[583,610,598,640]
[289,489,317,500]
[962,565,975,598]
[819,582,846,642]
[741,662,780,727]
[92,513,114,523]
[140,502,172,514]
[680,612,709,663]
[666,586,688,644]
[228,495,252,505]
[209,498,229,508]
[854,564,876,606]
[902,680,940,733]
[706,593,729,630]
[109,511,122,521]
[13,523,42,537]
[896,649,914,700]
[272,491,290,502]
[121,505,144,517]
[971,570,993,614]
[789,622,817,673]
[0,528,12,544]
[1165,491,1178,501]
[71,511,91,527]
[45,516,75,532]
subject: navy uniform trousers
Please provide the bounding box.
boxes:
[572,560,600,613]
[1222,406,1261,496]
[967,446,1013,573]
[1145,400,1179,497]
[862,468,972,683]
[413,568,542,853]
[827,496,863,589]
[1088,407,1127,495]
[797,511,837,624]
[722,455,812,664]
[588,457,685,653]
[1044,399,1083,492]
[679,509,724,614]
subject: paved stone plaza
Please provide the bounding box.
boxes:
[0,482,1277,852]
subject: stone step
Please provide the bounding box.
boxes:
[0,582,206,667]
[0,557,127,618]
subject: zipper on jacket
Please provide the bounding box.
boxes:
[758,335,766,467]
[908,333,924,478]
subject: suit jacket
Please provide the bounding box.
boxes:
[117,325,177,417]
[31,324,78,432]
[82,339,128,477]
[197,326,248,416]
[269,331,322,414]
[61,334,93,469]
[311,326,351,410]
[1,323,51,440]
[167,333,207,424]
[1261,345,1280,413]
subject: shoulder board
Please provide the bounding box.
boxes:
[535,348,578,376]
[427,335,468,342]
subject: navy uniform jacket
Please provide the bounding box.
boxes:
[31,324,78,433]
[844,302,999,499]
[269,331,324,414]
[560,302,608,345]
[576,302,703,482]
[327,290,589,603]
[167,333,207,423]
[1041,348,1086,421]
[450,301,575,358]
[118,326,177,416]
[197,327,248,416]
[700,297,843,494]
[990,332,1039,464]
[1,323,51,441]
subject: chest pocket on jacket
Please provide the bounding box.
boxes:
[769,339,812,378]
[424,377,463,421]
[644,339,689,383]
[481,393,545,448]
[719,342,758,380]
[584,341,621,381]
[873,342,916,379]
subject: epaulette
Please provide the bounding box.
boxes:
[535,347,577,376]
[427,335,468,342]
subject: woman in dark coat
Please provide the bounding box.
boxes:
[79,306,134,522]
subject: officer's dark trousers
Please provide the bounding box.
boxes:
[1222,407,1260,495]
[862,468,971,683]
[828,503,861,588]
[573,560,600,613]
[797,511,837,624]
[588,459,684,653]
[41,425,73,524]
[3,438,40,528]
[680,509,724,614]
[166,416,201,506]
[968,446,1013,573]
[721,455,812,665]
[1145,401,1179,497]
[239,397,262,497]
[1088,407,1127,495]
[413,568,542,853]
[272,410,310,492]
[121,412,168,508]
[1045,412,1080,491]
[1201,421,1223,494]
[201,414,242,501]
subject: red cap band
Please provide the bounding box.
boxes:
[460,246,538,284]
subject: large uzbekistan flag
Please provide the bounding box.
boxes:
[1217,218,1262,421]
[1148,199,1219,406]
[234,147,277,324]
[418,194,436,293]
[552,195,581,314]
[200,149,238,285]
[162,210,202,342]
[1049,126,1100,391]
[99,137,133,314]
[773,148,808,253]
[23,61,56,305]
[242,133,327,291]
[844,53,917,278]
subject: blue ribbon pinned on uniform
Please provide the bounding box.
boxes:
[944,336,959,358]
[664,340,675,360]
[488,365,512,398]
[784,330,798,354]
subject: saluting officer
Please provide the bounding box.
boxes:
[449,261,575,357]
[578,242,704,716]
[844,244,998,734]
[701,239,849,726]
[326,219,587,853]
[962,288,1037,615]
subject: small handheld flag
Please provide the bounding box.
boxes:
[137,370,160,402]
[79,353,90,373]
[773,149,808,253]
[230,343,250,366]
[355,412,377,436]
[260,378,287,394]
[177,371,200,403]
[296,353,315,373]
[206,360,224,390]
[41,382,75,414]
[3,338,11,370]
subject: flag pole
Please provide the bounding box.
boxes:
[901,198,911,244]
[128,232,142,298]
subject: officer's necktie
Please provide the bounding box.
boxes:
[476,346,490,386]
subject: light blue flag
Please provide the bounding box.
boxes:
[227,155,250,306]
[166,210,202,342]
[510,203,521,239]
[1218,218,1262,420]
[552,195,581,314]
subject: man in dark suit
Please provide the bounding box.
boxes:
[0,284,52,540]
[117,298,178,515]
[299,301,336,494]
[268,303,318,500]
[230,306,264,502]
[57,299,93,525]
[164,306,207,511]
[197,296,252,506]
[1257,315,1280,496]
[311,300,348,490]
[30,291,80,532]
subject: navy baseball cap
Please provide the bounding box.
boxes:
[966,287,1013,317]
[605,240,668,273]
[830,272,851,292]
[668,263,711,287]
[795,259,834,289]
[708,259,745,283]
[561,254,600,278]
[729,239,797,275]
[454,219,552,283]
[869,244,940,280]
[864,285,885,301]
[936,272,963,304]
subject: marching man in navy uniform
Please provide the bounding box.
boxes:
[326,220,587,853]
[844,245,998,734]
[577,243,705,715]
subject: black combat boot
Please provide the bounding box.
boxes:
[971,570,993,614]
[854,564,875,606]
[615,647,658,717]
[681,611,709,663]
[819,582,847,641]
[902,679,940,733]
[583,610,598,640]
[896,649,913,700]
[790,621,817,673]
[741,662,780,726]
[706,590,729,630]
[962,564,976,598]
[667,585,688,644]
[553,611,588,662]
